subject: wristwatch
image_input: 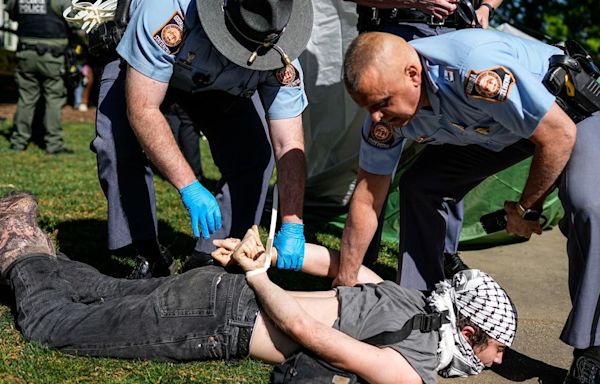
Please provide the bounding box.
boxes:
[516,202,542,221]
[480,2,495,20]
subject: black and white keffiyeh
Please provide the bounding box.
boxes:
[427,269,517,377]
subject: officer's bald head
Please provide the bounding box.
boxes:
[343,32,420,95]
[344,32,424,128]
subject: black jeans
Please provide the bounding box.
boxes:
[9,255,259,362]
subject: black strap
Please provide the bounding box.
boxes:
[362,310,450,346]
[114,0,132,27]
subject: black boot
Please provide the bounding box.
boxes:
[180,250,214,273]
[128,241,176,279]
[564,348,600,384]
[443,252,470,279]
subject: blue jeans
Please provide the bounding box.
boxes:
[9,255,258,361]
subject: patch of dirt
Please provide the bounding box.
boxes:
[0,103,96,124]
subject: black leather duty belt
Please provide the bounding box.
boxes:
[377,8,459,27]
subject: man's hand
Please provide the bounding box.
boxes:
[504,201,542,239]
[211,237,241,267]
[415,0,458,20]
[475,4,492,28]
[332,273,359,288]
[179,180,222,239]
[229,226,268,273]
[273,222,305,271]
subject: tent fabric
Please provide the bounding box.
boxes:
[299,0,365,208]
[299,3,564,247]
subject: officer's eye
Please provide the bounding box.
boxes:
[370,98,389,111]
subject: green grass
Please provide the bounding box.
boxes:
[0,119,398,383]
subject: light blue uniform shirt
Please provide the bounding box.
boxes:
[359,29,562,175]
[116,0,308,120]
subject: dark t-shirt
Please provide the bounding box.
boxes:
[335,281,439,384]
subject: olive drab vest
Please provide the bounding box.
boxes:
[14,0,68,39]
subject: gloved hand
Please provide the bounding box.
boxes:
[273,222,305,271]
[179,180,222,239]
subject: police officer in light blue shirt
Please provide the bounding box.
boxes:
[336,0,502,283]
[92,0,313,275]
[341,29,600,383]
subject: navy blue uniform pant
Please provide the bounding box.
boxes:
[398,113,600,348]
[91,60,273,253]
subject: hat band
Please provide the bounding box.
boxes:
[224,10,292,66]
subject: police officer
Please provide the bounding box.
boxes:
[81,0,203,278]
[343,30,600,383]
[333,0,501,285]
[94,0,312,274]
[6,0,73,154]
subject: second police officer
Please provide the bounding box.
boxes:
[334,0,502,287]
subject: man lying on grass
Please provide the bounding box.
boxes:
[0,193,516,384]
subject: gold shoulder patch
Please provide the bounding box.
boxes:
[366,121,402,149]
[152,12,185,55]
[464,66,515,102]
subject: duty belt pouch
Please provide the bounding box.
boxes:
[543,40,600,122]
[87,0,131,58]
[270,351,359,384]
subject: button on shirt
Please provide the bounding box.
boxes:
[359,29,562,176]
[116,0,308,120]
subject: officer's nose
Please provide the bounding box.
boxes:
[370,110,383,123]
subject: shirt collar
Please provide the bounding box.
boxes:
[420,57,441,116]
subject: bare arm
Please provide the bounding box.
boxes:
[212,234,383,284]
[505,103,576,238]
[248,273,421,384]
[268,116,306,224]
[334,170,391,287]
[125,66,197,190]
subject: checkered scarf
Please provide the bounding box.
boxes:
[451,269,517,347]
[427,269,517,377]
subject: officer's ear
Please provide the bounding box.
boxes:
[405,64,422,88]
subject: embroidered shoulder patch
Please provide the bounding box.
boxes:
[464,66,515,102]
[153,12,185,55]
[365,121,401,149]
[274,64,301,87]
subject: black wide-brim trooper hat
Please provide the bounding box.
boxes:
[197,0,313,71]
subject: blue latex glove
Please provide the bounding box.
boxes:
[274,222,305,271]
[179,180,222,239]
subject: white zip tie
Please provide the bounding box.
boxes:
[264,185,278,269]
[246,185,278,278]
[63,0,118,34]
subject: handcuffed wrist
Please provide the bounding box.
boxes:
[246,267,269,278]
